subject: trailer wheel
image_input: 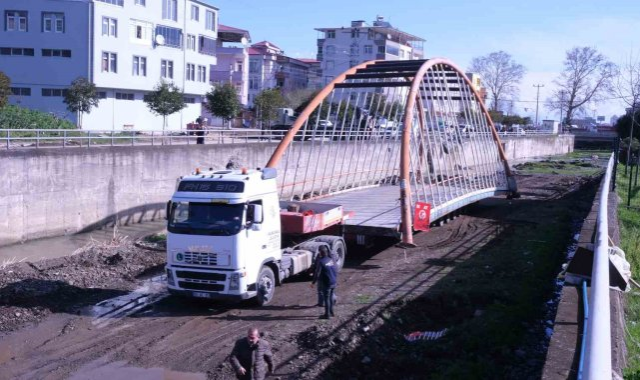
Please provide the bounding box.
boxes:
[255,266,275,306]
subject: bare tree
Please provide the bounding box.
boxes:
[545,47,616,125]
[613,51,640,172]
[469,51,526,111]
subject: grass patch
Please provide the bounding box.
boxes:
[144,233,166,243]
[514,150,609,176]
[355,294,374,304]
[617,163,640,377]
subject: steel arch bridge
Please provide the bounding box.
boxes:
[266,59,517,246]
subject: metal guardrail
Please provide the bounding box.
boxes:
[583,152,615,380]
[0,128,557,150]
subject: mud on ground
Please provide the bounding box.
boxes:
[0,173,600,380]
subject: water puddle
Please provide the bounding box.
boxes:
[89,275,168,328]
[68,359,206,380]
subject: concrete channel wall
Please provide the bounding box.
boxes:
[0,134,574,246]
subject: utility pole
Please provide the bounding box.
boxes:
[533,84,544,127]
[559,90,566,131]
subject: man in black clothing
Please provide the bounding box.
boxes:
[194,116,205,144]
[229,327,274,380]
[311,245,338,319]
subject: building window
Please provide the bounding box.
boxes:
[186,34,196,50]
[42,88,68,97]
[249,78,259,90]
[97,91,107,99]
[156,25,182,48]
[325,60,334,70]
[197,65,207,82]
[162,0,177,21]
[364,45,372,54]
[205,10,215,31]
[351,29,360,38]
[6,11,28,32]
[378,46,385,54]
[102,52,117,72]
[183,97,196,104]
[133,56,147,76]
[115,92,134,100]
[186,63,195,81]
[161,59,174,79]
[350,45,359,55]
[10,87,31,96]
[326,45,335,55]
[135,0,146,5]
[42,12,64,33]
[97,0,124,5]
[191,5,199,21]
[326,30,335,38]
[102,17,117,37]
[130,20,152,43]
[42,49,72,57]
[0,47,35,56]
[199,35,215,55]
[249,61,259,73]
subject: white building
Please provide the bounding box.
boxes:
[0,0,218,131]
[315,16,425,85]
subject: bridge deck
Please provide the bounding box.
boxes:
[314,186,402,237]
[311,184,507,237]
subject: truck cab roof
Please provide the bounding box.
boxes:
[173,167,278,202]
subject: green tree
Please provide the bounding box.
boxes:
[144,80,186,131]
[254,88,285,129]
[205,83,241,129]
[0,71,11,109]
[63,77,100,129]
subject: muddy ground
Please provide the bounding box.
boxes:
[0,173,599,380]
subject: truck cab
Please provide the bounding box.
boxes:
[165,167,282,303]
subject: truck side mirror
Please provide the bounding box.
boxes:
[165,201,172,220]
[250,204,264,224]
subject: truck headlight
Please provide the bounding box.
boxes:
[166,268,175,286]
[176,253,184,261]
[229,273,240,291]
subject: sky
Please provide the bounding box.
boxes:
[205,0,640,122]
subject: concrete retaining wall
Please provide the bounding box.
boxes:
[0,134,574,246]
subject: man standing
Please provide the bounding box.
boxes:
[311,245,338,319]
[229,327,274,380]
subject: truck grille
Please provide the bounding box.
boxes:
[182,251,228,266]
[178,282,224,291]
[176,271,226,281]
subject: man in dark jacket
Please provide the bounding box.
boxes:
[311,245,338,319]
[229,327,274,380]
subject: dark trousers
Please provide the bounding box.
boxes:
[196,131,204,144]
[321,285,335,317]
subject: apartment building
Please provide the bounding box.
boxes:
[315,16,425,85]
[210,24,250,106]
[0,0,218,131]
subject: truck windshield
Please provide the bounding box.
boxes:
[168,202,244,236]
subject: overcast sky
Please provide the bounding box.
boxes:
[206,0,640,121]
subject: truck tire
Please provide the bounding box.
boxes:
[255,266,275,306]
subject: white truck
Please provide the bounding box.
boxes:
[165,167,348,305]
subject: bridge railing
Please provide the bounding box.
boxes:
[0,128,557,150]
[583,152,615,380]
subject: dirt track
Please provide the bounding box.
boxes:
[0,173,599,380]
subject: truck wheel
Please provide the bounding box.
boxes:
[255,266,275,306]
[331,239,346,271]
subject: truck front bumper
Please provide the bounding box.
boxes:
[167,287,254,301]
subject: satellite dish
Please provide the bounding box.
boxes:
[240,37,248,46]
[155,35,165,46]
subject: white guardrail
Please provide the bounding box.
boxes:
[584,153,615,380]
[0,128,558,150]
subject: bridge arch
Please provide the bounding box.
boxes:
[266,59,517,245]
